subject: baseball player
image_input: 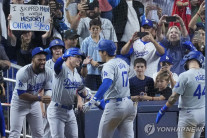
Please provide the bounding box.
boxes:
[41,39,65,138]
[47,47,85,138]
[156,51,205,138]
[83,39,136,138]
[9,47,53,138]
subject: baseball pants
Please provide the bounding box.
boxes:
[9,101,43,138]
[47,101,78,138]
[98,97,136,138]
[178,107,205,138]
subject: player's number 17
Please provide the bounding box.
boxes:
[193,84,205,99]
[122,71,128,87]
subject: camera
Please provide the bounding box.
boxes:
[166,16,177,22]
[137,32,149,38]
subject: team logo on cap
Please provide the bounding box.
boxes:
[40,47,43,51]
[55,40,59,44]
[166,56,169,60]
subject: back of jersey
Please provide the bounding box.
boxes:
[102,58,130,100]
[173,68,205,109]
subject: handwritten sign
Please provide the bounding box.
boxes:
[10,4,50,31]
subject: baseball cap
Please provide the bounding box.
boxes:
[63,47,84,58]
[159,55,173,64]
[64,29,80,39]
[141,16,153,27]
[32,47,47,58]
[96,39,116,56]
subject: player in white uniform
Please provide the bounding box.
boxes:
[156,51,205,138]
[43,39,65,138]
[83,39,136,138]
[9,47,52,138]
[47,47,85,138]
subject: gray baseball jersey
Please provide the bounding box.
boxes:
[12,64,53,103]
[102,58,130,100]
[51,62,82,106]
[9,64,53,138]
[46,59,55,70]
[173,68,205,109]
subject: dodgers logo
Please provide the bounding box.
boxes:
[174,82,180,88]
[104,71,108,77]
[63,78,81,89]
[18,80,23,87]
[144,123,155,136]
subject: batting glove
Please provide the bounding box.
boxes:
[83,97,98,113]
[156,104,168,124]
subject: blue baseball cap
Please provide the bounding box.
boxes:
[97,39,116,56]
[141,16,153,27]
[63,47,84,58]
[32,47,47,58]
[159,55,173,64]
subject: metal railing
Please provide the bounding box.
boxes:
[3,63,32,138]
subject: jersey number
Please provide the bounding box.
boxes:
[193,84,205,99]
[122,71,128,87]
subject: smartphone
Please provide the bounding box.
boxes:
[166,16,177,22]
[70,0,81,3]
[137,32,149,38]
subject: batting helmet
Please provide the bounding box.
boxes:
[49,39,65,51]
[181,51,204,70]
[97,39,116,56]
[63,47,83,59]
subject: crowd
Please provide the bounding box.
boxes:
[0,0,205,138]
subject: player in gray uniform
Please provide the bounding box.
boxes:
[47,47,85,138]
[43,39,65,138]
[9,47,52,138]
[45,39,65,70]
[83,39,136,138]
[156,51,205,138]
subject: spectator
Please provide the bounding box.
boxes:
[188,1,205,34]
[190,0,204,23]
[140,71,172,101]
[81,19,103,91]
[129,58,154,102]
[121,18,165,78]
[99,0,112,21]
[157,14,196,75]
[108,0,144,54]
[153,54,178,88]
[0,26,11,70]
[169,0,191,32]
[64,29,80,49]
[71,0,117,45]
[192,27,205,55]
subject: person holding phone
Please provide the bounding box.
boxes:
[157,14,196,75]
[121,17,165,78]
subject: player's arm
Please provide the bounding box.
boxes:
[82,78,113,112]
[54,56,65,75]
[18,92,51,103]
[155,92,180,123]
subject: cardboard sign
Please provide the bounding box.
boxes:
[10,4,50,31]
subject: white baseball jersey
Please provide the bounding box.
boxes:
[102,57,130,100]
[51,63,82,106]
[12,64,53,104]
[129,39,160,78]
[46,59,55,70]
[173,68,205,109]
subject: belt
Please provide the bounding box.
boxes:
[105,96,131,104]
[54,103,73,110]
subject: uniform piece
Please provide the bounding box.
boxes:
[9,64,53,138]
[47,48,84,138]
[98,57,136,138]
[174,68,205,138]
